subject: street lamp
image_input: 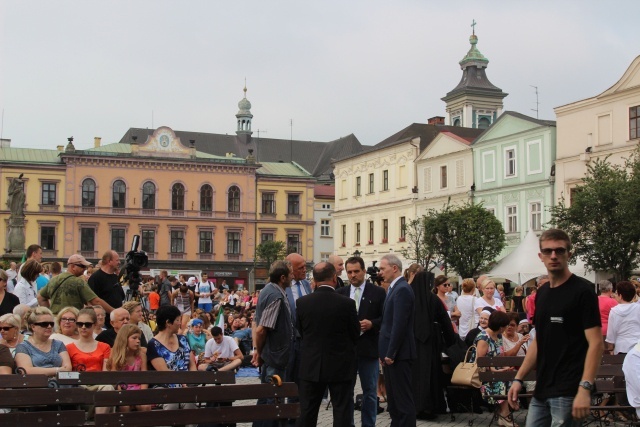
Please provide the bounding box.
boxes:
[353,249,361,258]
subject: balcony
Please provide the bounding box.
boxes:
[169,253,185,260]
[80,250,97,259]
[141,209,156,216]
[39,204,59,212]
[81,207,96,214]
[198,253,214,261]
[225,254,242,262]
[199,211,213,218]
[111,208,126,215]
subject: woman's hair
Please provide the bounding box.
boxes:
[155,305,181,331]
[616,281,636,302]
[107,324,143,371]
[0,313,21,329]
[433,275,448,293]
[461,278,476,294]
[0,269,7,282]
[488,311,510,331]
[77,308,97,323]
[403,263,424,281]
[507,311,520,325]
[514,286,523,294]
[21,259,42,282]
[56,306,79,333]
[25,306,54,329]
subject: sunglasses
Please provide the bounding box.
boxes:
[0,326,15,331]
[76,322,94,329]
[540,247,568,256]
[71,263,88,270]
[34,322,55,328]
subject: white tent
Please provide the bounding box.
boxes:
[487,229,595,285]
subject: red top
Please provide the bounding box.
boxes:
[67,342,111,372]
[149,292,160,310]
[598,295,618,336]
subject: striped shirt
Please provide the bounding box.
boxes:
[258,283,291,329]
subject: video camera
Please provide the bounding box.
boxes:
[121,235,148,297]
[366,261,380,285]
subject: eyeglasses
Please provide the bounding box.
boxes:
[60,318,76,323]
[540,247,568,256]
[0,326,15,331]
[76,322,94,329]
[71,263,87,270]
[34,322,55,328]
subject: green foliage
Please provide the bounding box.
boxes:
[423,202,506,278]
[255,240,287,267]
[398,218,437,269]
[549,149,640,281]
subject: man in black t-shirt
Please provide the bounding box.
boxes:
[88,250,124,314]
[508,229,603,426]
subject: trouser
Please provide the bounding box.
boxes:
[526,396,581,427]
[252,364,288,427]
[383,360,416,427]
[348,357,379,427]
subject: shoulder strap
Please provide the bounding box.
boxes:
[48,275,74,301]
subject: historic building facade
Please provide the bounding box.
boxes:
[313,184,335,265]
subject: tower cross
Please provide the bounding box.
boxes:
[471,19,476,35]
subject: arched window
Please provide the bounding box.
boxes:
[453,118,461,127]
[112,180,126,209]
[81,179,95,207]
[228,185,240,213]
[200,184,213,212]
[172,183,185,211]
[142,181,156,210]
[478,117,491,129]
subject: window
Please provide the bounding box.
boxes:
[261,233,274,243]
[320,252,331,262]
[455,159,465,187]
[440,165,448,189]
[42,183,56,205]
[423,167,432,193]
[341,224,346,246]
[355,223,361,244]
[228,186,240,213]
[141,230,155,253]
[505,148,516,177]
[170,230,184,253]
[199,231,213,254]
[486,207,496,216]
[287,194,300,215]
[112,180,126,209]
[41,226,56,250]
[321,219,331,237]
[631,106,640,139]
[382,219,388,241]
[400,216,406,239]
[368,221,374,243]
[478,116,491,129]
[398,165,407,188]
[527,140,543,175]
[383,170,389,191]
[81,179,95,207]
[368,173,374,193]
[80,228,95,252]
[227,232,241,254]
[142,182,156,210]
[341,179,347,199]
[172,183,185,211]
[482,151,496,183]
[262,193,276,214]
[111,229,126,253]
[287,234,301,254]
[506,205,518,233]
[530,202,542,231]
[355,177,361,196]
[200,184,213,212]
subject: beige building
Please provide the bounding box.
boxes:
[554,55,640,203]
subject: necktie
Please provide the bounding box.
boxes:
[296,281,302,298]
[355,287,361,311]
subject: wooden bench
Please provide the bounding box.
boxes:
[587,354,637,426]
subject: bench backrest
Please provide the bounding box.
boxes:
[54,370,235,387]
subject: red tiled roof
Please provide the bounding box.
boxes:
[315,185,335,198]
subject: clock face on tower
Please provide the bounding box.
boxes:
[159,135,170,147]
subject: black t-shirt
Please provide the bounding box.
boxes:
[534,274,600,399]
[0,292,20,316]
[96,327,148,348]
[88,269,124,309]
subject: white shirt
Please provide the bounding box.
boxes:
[204,335,240,359]
[291,279,308,300]
[388,276,402,291]
[606,303,640,354]
[456,295,483,339]
[196,281,213,304]
[14,277,38,307]
[350,281,366,306]
[623,343,640,418]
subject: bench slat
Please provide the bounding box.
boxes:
[476,357,526,368]
[0,375,50,388]
[55,370,235,386]
[94,383,299,406]
[0,410,86,426]
[95,403,300,427]
[478,371,536,382]
[0,388,94,406]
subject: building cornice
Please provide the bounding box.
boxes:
[61,155,259,173]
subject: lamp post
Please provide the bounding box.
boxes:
[353,249,361,258]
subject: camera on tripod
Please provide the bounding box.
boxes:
[367,261,380,285]
[122,235,148,296]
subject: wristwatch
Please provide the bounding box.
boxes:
[579,380,594,391]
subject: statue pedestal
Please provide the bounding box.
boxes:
[5,216,26,257]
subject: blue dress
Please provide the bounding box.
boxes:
[470,330,507,404]
[147,335,191,388]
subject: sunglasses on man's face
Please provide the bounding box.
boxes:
[540,247,568,256]
[76,322,94,329]
[34,322,55,328]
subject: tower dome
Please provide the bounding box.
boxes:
[236,84,253,135]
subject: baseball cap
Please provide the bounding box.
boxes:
[67,254,92,267]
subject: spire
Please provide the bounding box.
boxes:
[236,81,253,136]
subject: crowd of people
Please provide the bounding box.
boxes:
[2,229,640,426]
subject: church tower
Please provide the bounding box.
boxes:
[441,24,507,129]
[236,84,253,135]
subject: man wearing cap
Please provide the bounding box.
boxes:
[38,254,115,315]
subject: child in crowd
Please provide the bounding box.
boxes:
[107,324,152,413]
[148,285,160,314]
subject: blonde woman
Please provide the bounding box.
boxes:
[51,306,80,345]
[454,278,483,339]
[476,280,505,314]
[0,313,26,356]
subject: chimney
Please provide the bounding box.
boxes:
[0,139,10,148]
[189,139,196,159]
[94,137,101,148]
[57,145,64,151]
[428,116,445,125]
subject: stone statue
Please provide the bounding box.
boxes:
[7,174,25,218]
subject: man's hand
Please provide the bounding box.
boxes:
[384,357,394,365]
[360,319,372,332]
[251,352,263,367]
[572,388,591,420]
[507,381,522,411]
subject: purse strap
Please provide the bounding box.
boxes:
[464,344,476,363]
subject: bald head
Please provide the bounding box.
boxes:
[286,253,307,281]
[328,255,344,276]
[110,308,130,331]
[312,262,337,287]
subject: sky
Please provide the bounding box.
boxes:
[1,1,639,150]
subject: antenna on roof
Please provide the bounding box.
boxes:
[152,110,154,129]
[290,119,293,162]
[530,85,539,119]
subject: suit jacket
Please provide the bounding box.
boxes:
[337,281,386,359]
[378,277,416,361]
[336,277,345,289]
[285,279,312,333]
[296,286,360,382]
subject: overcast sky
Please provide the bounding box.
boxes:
[1,1,638,150]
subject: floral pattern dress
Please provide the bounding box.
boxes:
[470,330,507,404]
[147,335,191,388]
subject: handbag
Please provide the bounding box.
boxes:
[450,345,481,388]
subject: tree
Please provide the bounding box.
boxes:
[423,202,505,278]
[398,218,436,269]
[550,150,640,281]
[255,240,287,267]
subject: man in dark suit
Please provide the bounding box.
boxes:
[329,254,346,288]
[378,254,416,427]
[337,256,386,427]
[296,262,360,427]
